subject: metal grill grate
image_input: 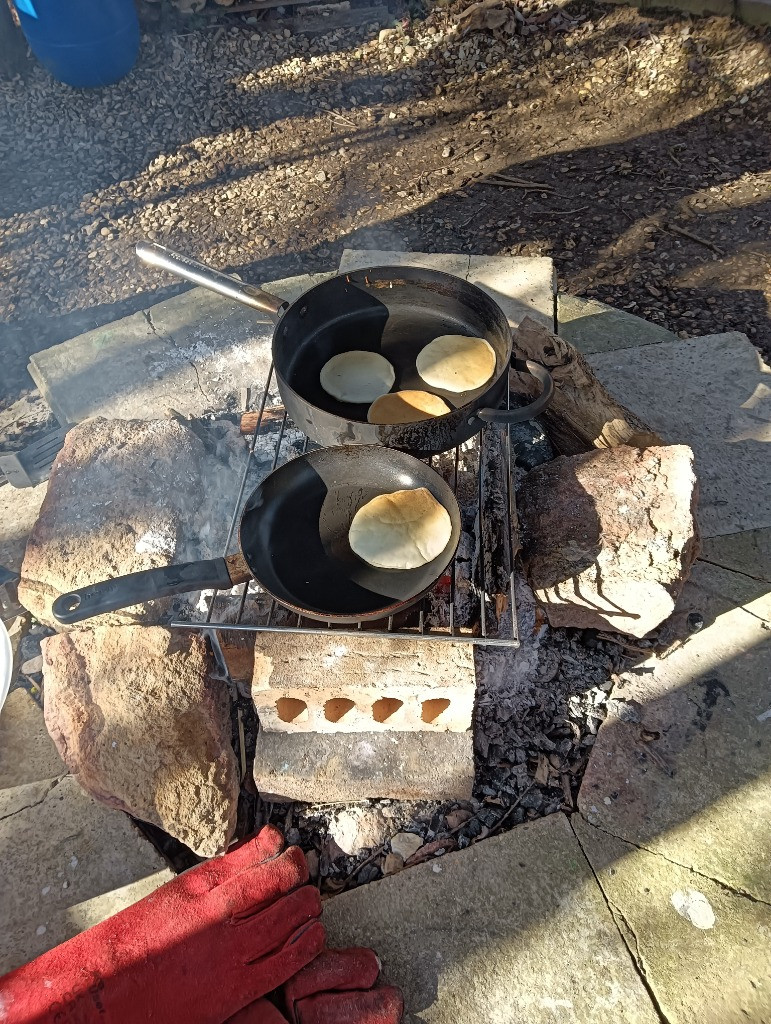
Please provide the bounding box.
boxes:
[171,365,520,647]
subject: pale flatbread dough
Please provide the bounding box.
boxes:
[416,335,496,393]
[349,487,453,570]
[320,351,395,403]
[367,390,451,424]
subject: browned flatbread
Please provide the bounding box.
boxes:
[367,390,451,424]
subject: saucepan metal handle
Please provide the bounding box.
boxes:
[52,559,234,626]
[475,358,554,425]
[136,242,288,319]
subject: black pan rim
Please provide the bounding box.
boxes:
[237,445,462,624]
[273,264,513,429]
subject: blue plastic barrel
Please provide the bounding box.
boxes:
[12,0,139,88]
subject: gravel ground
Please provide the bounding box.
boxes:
[0,0,769,411]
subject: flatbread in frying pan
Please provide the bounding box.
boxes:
[367,390,451,424]
[320,351,395,403]
[349,487,453,570]
[415,334,496,394]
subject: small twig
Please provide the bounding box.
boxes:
[609,197,635,224]
[485,784,535,838]
[485,172,555,190]
[663,221,724,256]
[548,205,590,216]
[668,147,682,168]
[339,844,386,891]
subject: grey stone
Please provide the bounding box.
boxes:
[557,293,677,354]
[338,250,556,328]
[253,729,474,803]
[0,775,168,974]
[329,806,391,855]
[43,626,240,858]
[573,817,771,1024]
[28,272,331,425]
[323,813,660,1023]
[578,559,771,903]
[0,687,65,788]
[588,333,771,537]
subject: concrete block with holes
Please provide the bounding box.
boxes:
[251,634,476,733]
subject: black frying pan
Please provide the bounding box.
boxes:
[136,243,553,458]
[51,447,461,627]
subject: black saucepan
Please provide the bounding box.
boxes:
[51,446,462,627]
[136,243,554,458]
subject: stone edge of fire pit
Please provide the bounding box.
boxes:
[253,729,475,803]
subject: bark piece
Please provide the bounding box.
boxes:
[511,316,663,455]
[518,445,699,637]
[42,626,239,857]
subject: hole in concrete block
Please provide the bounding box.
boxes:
[276,697,309,724]
[421,698,451,724]
[372,697,404,723]
[324,698,356,723]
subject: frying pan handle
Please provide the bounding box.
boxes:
[475,358,554,424]
[51,559,234,626]
[136,242,288,318]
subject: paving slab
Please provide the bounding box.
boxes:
[578,558,771,903]
[573,816,771,1024]
[0,478,47,574]
[0,775,169,974]
[557,293,678,354]
[699,527,771,583]
[0,687,65,789]
[338,249,556,328]
[323,812,659,1023]
[253,729,474,803]
[28,271,331,425]
[588,332,771,537]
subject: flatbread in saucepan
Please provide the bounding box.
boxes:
[349,487,453,570]
[367,390,451,424]
[320,351,395,403]
[415,334,496,394]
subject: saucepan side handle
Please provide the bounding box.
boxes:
[136,242,288,318]
[475,358,554,425]
[52,559,234,626]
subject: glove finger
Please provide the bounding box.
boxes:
[231,919,327,1011]
[284,948,381,1007]
[177,826,286,898]
[234,885,321,961]
[211,845,310,921]
[295,986,404,1024]
[225,996,289,1024]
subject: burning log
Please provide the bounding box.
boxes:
[511,316,663,456]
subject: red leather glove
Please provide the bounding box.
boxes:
[226,948,404,1024]
[0,825,326,1024]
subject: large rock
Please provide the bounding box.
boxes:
[18,416,247,629]
[42,626,240,857]
[518,445,699,637]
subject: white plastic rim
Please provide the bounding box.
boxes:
[0,620,11,713]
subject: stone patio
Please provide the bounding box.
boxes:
[1,252,769,1019]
